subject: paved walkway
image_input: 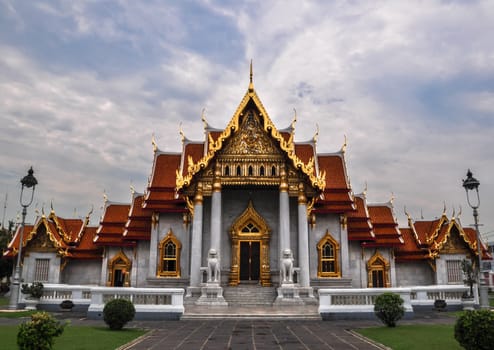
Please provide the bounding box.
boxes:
[0,310,456,350]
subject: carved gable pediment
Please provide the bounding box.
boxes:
[438,227,471,255]
[27,224,57,252]
[220,109,282,157]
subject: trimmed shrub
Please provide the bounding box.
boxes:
[454,309,494,350]
[374,292,405,327]
[103,298,136,330]
[17,311,66,350]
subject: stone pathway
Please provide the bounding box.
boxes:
[120,319,386,350]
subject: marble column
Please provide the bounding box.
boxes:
[279,167,290,267]
[189,182,204,287]
[148,212,159,279]
[339,215,350,278]
[210,168,222,255]
[297,183,310,287]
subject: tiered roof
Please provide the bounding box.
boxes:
[395,212,491,261]
[3,209,102,259]
[93,202,133,247]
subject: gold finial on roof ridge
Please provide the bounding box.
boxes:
[179,122,185,143]
[457,205,462,218]
[130,183,135,196]
[404,206,411,219]
[151,133,158,153]
[201,108,208,129]
[390,192,395,205]
[420,208,424,219]
[341,134,347,153]
[249,59,254,92]
[103,190,108,204]
[313,123,319,143]
[291,108,297,131]
[442,201,446,215]
[363,181,368,198]
[50,200,55,214]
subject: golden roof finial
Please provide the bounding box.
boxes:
[249,59,254,92]
[421,208,424,219]
[130,183,135,196]
[201,108,208,129]
[313,123,319,143]
[151,133,158,153]
[363,182,368,197]
[452,207,456,219]
[179,122,185,143]
[103,190,108,204]
[50,200,55,214]
[442,201,447,215]
[390,192,395,204]
[457,205,462,218]
[404,206,411,219]
[341,134,347,153]
[291,108,297,131]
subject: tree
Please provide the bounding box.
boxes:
[0,220,14,294]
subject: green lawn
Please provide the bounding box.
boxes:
[0,324,147,350]
[357,324,462,350]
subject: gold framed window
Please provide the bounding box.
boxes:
[158,229,181,277]
[317,230,340,277]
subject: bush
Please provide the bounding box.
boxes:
[103,298,135,330]
[21,282,44,299]
[454,309,494,350]
[374,292,405,327]
[17,311,66,350]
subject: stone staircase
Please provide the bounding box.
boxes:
[182,284,321,320]
[223,285,277,306]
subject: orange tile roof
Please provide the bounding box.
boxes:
[124,194,152,240]
[94,203,134,247]
[347,195,375,241]
[182,142,205,176]
[294,143,315,170]
[395,228,430,261]
[314,153,354,213]
[144,152,187,211]
[365,204,403,247]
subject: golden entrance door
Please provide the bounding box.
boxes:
[240,241,260,281]
[229,201,271,286]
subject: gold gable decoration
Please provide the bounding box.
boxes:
[176,74,326,193]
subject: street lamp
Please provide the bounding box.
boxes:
[462,169,489,309]
[8,167,37,310]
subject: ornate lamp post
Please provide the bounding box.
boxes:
[462,169,489,308]
[8,167,37,310]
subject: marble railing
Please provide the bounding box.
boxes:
[318,285,470,319]
[35,284,184,320]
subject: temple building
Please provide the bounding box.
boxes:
[3,70,491,306]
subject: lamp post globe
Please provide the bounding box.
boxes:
[8,167,37,310]
[462,169,489,309]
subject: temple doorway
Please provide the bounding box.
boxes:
[240,241,260,281]
[229,201,271,286]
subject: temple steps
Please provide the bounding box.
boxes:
[223,285,277,306]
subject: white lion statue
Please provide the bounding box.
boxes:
[207,248,220,283]
[280,249,294,284]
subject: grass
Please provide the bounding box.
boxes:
[0,324,147,350]
[0,310,36,318]
[357,324,462,350]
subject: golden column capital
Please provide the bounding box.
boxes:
[194,182,203,204]
[279,167,288,192]
[298,182,307,204]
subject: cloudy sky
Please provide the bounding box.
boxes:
[1,0,493,242]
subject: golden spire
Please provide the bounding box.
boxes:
[363,182,368,198]
[404,206,411,219]
[390,192,395,205]
[249,59,254,92]
[130,183,135,196]
[103,190,108,204]
[151,133,158,153]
